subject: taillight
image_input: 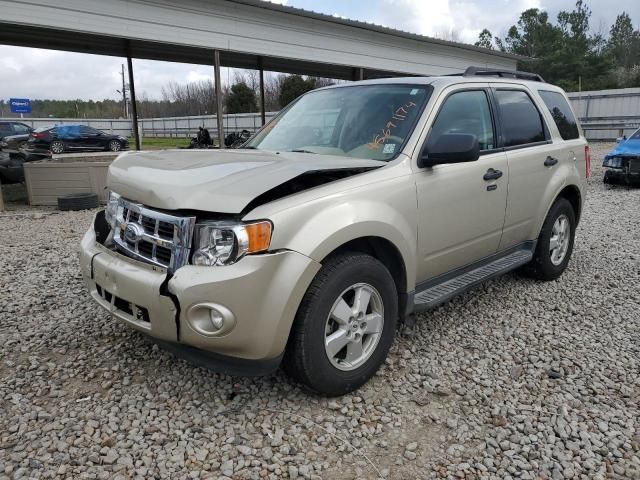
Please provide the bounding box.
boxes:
[32,132,46,139]
[584,145,591,178]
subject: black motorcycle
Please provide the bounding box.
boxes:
[224,130,252,148]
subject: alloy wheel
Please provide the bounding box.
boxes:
[324,282,384,371]
[549,214,570,266]
[50,142,64,154]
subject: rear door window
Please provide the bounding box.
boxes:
[495,90,546,147]
[538,90,579,140]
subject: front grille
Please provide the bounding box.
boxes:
[112,197,195,272]
[628,158,640,174]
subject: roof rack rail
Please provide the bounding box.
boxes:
[463,66,545,83]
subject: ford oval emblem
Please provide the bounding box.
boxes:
[123,222,145,243]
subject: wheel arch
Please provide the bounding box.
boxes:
[321,236,408,296]
[555,184,582,225]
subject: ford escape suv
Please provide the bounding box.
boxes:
[80,67,588,396]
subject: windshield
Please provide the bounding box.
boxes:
[246,84,432,161]
[630,128,640,140]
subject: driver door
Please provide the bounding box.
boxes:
[414,86,508,282]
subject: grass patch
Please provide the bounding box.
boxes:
[128,137,221,150]
[129,137,191,150]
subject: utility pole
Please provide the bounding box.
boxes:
[121,64,128,118]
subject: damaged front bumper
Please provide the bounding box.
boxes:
[79,215,321,375]
[603,156,640,185]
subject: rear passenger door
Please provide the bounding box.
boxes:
[493,88,562,250]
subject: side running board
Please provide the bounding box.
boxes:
[414,248,533,310]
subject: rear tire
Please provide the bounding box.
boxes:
[522,197,576,281]
[50,141,64,155]
[284,252,398,396]
[57,193,99,211]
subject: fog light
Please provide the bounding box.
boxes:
[186,303,236,337]
[210,309,225,330]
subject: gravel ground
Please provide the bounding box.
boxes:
[1,142,638,480]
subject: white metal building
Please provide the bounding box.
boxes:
[569,88,640,140]
[0,0,521,146]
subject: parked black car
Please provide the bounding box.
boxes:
[0,121,32,141]
[0,122,36,183]
[0,122,33,157]
[0,132,43,161]
[24,125,129,155]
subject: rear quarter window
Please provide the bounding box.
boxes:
[538,90,580,140]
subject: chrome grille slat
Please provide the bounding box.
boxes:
[152,219,159,261]
[112,198,196,272]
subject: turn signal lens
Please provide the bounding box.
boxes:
[245,221,272,253]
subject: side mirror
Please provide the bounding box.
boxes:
[419,133,480,168]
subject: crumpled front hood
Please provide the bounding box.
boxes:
[604,139,640,159]
[108,149,383,213]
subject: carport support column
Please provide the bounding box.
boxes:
[214,50,225,149]
[258,56,266,126]
[126,52,140,151]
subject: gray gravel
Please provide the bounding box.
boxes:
[1,142,639,479]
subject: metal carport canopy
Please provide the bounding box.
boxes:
[0,0,520,79]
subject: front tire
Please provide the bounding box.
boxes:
[284,252,398,396]
[524,197,576,281]
[108,140,122,152]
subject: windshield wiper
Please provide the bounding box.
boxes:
[290,149,316,154]
[240,146,257,149]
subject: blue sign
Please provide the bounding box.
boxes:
[9,98,31,114]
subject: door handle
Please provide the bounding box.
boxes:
[544,156,559,167]
[483,168,503,181]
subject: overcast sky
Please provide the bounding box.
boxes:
[1,0,638,102]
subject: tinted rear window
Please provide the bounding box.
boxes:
[538,90,579,140]
[495,90,546,147]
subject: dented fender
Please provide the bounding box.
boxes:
[248,164,418,293]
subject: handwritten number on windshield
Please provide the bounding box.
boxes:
[368,101,417,150]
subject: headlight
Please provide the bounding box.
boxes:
[105,191,121,227]
[192,221,272,266]
[603,157,623,168]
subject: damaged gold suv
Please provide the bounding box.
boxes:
[80,67,589,396]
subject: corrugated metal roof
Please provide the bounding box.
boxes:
[227,0,525,62]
